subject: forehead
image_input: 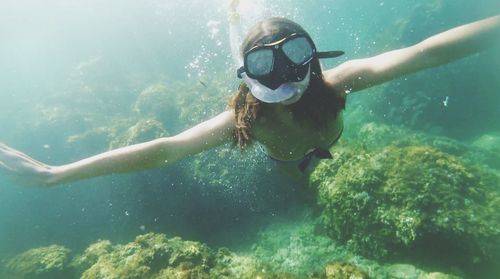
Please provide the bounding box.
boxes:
[254,31,305,47]
[241,19,309,53]
[254,33,287,46]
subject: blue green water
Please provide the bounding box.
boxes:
[0,0,499,278]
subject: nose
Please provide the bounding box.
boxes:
[273,52,298,80]
[255,50,308,90]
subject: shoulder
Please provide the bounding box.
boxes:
[322,58,377,94]
[319,76,347,109]
[176,111,235,141]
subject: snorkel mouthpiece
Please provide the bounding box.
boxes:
[242,66,311,103]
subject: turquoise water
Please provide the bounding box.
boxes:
[0,0,499,278]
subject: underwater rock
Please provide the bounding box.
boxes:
[356,122,422,149]
[251,215,349,277]
[353,122,500,172]
[356,123,471,158]
[469,133,500,168]
[385,264,421,279]
[133,83,180,130]
[248,215,464,279]
[109,118,168,149]
[66,117,168,158]
[72,232,215,279]
[70,239,113,274]
[310,142,500,268]
[4,230,466,279]
[174,76,229,128]
[472,133,500,152]
[71,232,270,279]
[5,245,72,279]
[66,119,137,150]
[324,262,369,279]
[418,272,463,279]
[209,248,256,279]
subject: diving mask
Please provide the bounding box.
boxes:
[237,32,344,103]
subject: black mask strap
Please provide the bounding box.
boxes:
[316,50,345,59]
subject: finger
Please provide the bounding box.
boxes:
[2,145,38,162]
[0,161,15,172]
[0,145,47,168]
[0,142,12,149]
[3,171,51,188]
[0,165,30,186]
[7,175,40,187]
[0,143,12,155]
[0,143,19,152]
[0,148,33,168]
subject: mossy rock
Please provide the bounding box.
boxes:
[134,84,176,117]
[419,272,463,279]
[5,245,72,279]
[70,240,113,274]
[73,233,216,279]
[324,262,368,279]
[310,144,500,267]
[109,118,168,149]
[133,83,181,130]
[71,232,268,279]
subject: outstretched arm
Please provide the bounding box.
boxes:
[0,111,235,187]
[325,15,500,93]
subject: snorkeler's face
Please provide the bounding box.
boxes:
[237,33,315,90]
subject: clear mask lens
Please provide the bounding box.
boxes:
[246,48,274,77]
[244,35,314,79]
[282,37,314,64]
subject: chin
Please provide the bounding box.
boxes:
[280,93,303,105]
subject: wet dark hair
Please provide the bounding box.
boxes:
[229,17,345,148]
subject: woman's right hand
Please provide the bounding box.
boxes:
[0,143,58,187]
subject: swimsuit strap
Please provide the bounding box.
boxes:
[297,147,333,172]
[297,126,343,172]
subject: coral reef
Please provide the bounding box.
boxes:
[5,245,72,279]
[309,125,500,271]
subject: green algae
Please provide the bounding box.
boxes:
[108,118,168,149]
[324,262,369,279]
[69,232,272,279]
[309,123,500,274]
[5,245,72,279]
[3,228,467,279]
[249,213,463,279]
[73,233,216,279]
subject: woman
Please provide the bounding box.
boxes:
[1,15,499,187]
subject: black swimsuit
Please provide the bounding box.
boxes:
[262,127,343,172]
